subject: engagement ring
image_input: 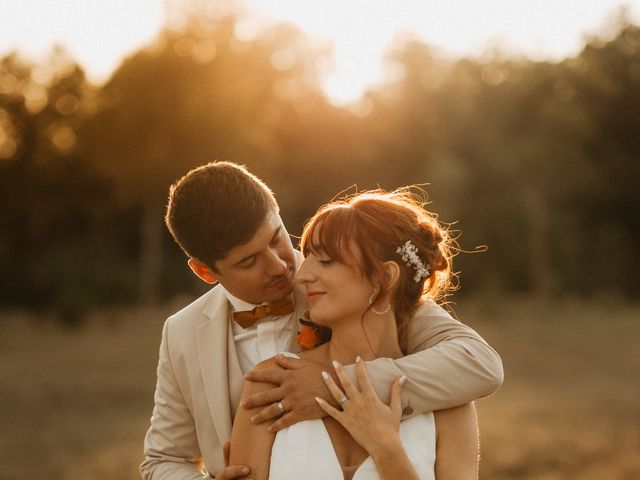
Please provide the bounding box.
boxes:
[276,401,285,414]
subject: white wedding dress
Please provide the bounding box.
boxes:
[269,405,436,480]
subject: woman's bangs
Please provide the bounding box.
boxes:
[303,207,356,263]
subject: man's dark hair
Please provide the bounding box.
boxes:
[165,161,279,268]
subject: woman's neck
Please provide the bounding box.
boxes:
[327,312,404,365]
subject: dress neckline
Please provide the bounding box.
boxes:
[316,418,374,480]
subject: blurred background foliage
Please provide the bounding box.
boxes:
[1,6,639,327]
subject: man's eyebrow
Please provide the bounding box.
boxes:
[232,226,282,266]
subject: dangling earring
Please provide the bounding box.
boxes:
[369,289,391,315]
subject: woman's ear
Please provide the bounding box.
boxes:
[382,261,401,291]
[188,258,218,284]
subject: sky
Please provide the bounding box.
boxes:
[1,0,639,105]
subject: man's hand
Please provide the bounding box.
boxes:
[216,442,252,480]
[241,354,336,432]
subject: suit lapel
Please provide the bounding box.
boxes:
[196,276,308,440]
[227,327,244,419]
[196,291,233,442]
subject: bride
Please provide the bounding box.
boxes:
[230,189,479,480]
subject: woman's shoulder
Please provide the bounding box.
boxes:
[298,343,330,364]
[414,298,451,316]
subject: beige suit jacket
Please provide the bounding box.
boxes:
[141,285,503,479]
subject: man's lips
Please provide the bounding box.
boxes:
[267,275,291,289]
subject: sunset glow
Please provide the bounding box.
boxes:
[1,0,638,105]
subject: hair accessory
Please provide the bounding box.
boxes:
[396,240,430,282]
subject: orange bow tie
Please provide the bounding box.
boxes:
[232,297,295,328]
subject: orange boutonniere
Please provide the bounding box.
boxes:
[296,315,332,350]
[296,325,320,350]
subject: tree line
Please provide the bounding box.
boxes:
[1,11,638,324]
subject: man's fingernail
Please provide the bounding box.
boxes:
[321,371,329,381]
[267,425,274,433]
[356,355,362,363]
[315,396,322,404]
[250,416,256,423]
[242,466,250,474]
[332,360,341,369]
[399,375,407,386]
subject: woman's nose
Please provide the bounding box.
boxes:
[295,258,313,284]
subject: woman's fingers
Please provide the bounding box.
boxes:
[354,356,375,394]
[331,360,360,399]
[321,370,349,405]
[315,396,343,421]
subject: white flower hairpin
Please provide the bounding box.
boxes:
[396,240,430,283]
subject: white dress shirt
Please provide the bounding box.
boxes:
[224,288,298,374]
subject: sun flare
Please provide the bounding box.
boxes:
[1,0,637,105]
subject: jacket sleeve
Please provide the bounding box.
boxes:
[140,319,211,480]
[351,300,503,414]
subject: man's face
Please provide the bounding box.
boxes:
[213,213,296,305]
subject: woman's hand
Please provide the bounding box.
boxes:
[314,357,406,458]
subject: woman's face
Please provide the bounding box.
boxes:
[296,241,374,326]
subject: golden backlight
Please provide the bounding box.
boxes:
[248,0,638,104]
[1,0,638,103]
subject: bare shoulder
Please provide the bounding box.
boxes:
[242,357,282,399]
[298,343,330,364]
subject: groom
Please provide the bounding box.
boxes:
[141,161,503,479]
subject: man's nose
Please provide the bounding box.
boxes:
[266,248,288,276]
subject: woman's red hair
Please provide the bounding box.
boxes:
[300,188,457,352]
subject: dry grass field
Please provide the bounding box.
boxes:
[1,297,638,480]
